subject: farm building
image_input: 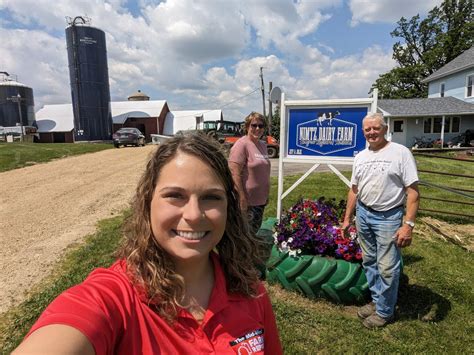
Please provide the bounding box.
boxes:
[111,100,170,141]
[162,110,223,135]
[35,100,170,143]
[34,96,225,143]
[35,104,75,143]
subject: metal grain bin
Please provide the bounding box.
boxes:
[0,73,35,127]
[66,16,112,141]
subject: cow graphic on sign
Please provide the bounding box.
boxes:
[316,111,340,126]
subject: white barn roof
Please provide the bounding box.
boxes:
[35,104,74,132]
[35,100,168,132]
[163,110,223,135]
[111,100,167,124]
[0,80,30,88]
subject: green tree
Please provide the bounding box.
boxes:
[372,0,473,99]
[269,106,280,141]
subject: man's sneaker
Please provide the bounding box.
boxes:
[362,313,394,329]
[357,302,376,320]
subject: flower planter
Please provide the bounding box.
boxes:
[266,245,369,304]
[259,217,370,304]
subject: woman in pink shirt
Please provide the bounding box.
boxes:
[228,112,271,237]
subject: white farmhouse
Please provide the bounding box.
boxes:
[378,46,474,147]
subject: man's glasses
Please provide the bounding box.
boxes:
[250,124,264,129]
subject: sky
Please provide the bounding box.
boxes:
[0,0,442,121]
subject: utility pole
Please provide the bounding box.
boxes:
[259,67,266,118]
[7,93,24,142]
[268,81,273,136]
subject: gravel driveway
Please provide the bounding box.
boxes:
[0,146,155,314]
[0,147,349,314]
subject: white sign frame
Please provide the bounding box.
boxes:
[276,90,378,219]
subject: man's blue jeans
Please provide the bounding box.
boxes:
[356,201,403,319]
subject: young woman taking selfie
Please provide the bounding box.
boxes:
[14,133,282,354]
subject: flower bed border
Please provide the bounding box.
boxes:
[259,218,369,304]
[266,245,369,304]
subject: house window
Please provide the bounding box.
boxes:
[424,116,460,133]
[433,117,442,133]
[393,120,403,132]
[443,117,450,133]
[423,118,432,133]
[468,74,474,97]
[443,116,461,133]
[440,83,445,97]
[451,116,460,133]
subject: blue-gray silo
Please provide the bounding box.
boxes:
[66,16,112,141]
[0,72,35,127]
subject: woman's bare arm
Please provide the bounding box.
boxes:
[13,324,94,355]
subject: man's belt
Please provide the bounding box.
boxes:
[358,200,403,213]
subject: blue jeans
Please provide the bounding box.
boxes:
[356,201,403,319]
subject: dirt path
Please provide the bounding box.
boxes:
[0,148,350,315]
[0,146,156,314]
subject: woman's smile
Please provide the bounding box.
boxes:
[173,230,208,241]
[150,151,228,266]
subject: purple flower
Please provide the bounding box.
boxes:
[275,198,362,262]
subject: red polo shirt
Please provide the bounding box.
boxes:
[27,253,282,354]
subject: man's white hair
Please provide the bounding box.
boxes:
[363,113,387,127]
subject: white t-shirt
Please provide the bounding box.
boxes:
[350,142,419,211]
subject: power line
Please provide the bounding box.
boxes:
[220,88,260,109]
[171,87,260,119]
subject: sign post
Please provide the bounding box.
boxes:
[276,90,378,219]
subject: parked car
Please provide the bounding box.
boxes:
[112,128,145,148]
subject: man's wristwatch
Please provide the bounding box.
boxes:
[405,220,415,228]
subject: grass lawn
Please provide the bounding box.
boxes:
[0,142,113,172]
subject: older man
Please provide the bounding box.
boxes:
[342,112,420,328]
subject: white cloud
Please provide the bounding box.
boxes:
[0,0,399,119]
[349,0,443,26]
[145,0,249,63]
[239,0,337,52]
[0,28,70,107]
[289,45,395,99]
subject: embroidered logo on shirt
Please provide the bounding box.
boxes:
[230,328,264,354]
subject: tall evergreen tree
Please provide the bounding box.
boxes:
[372,0,473,99]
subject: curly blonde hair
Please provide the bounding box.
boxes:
[117,132,263,322]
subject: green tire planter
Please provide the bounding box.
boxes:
[259,217,370,304]
[265,245,369,304]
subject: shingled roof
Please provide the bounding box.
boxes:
[378,97,474,117]
[422,46,474,83]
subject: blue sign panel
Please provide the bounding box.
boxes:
[287,107,367,157]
